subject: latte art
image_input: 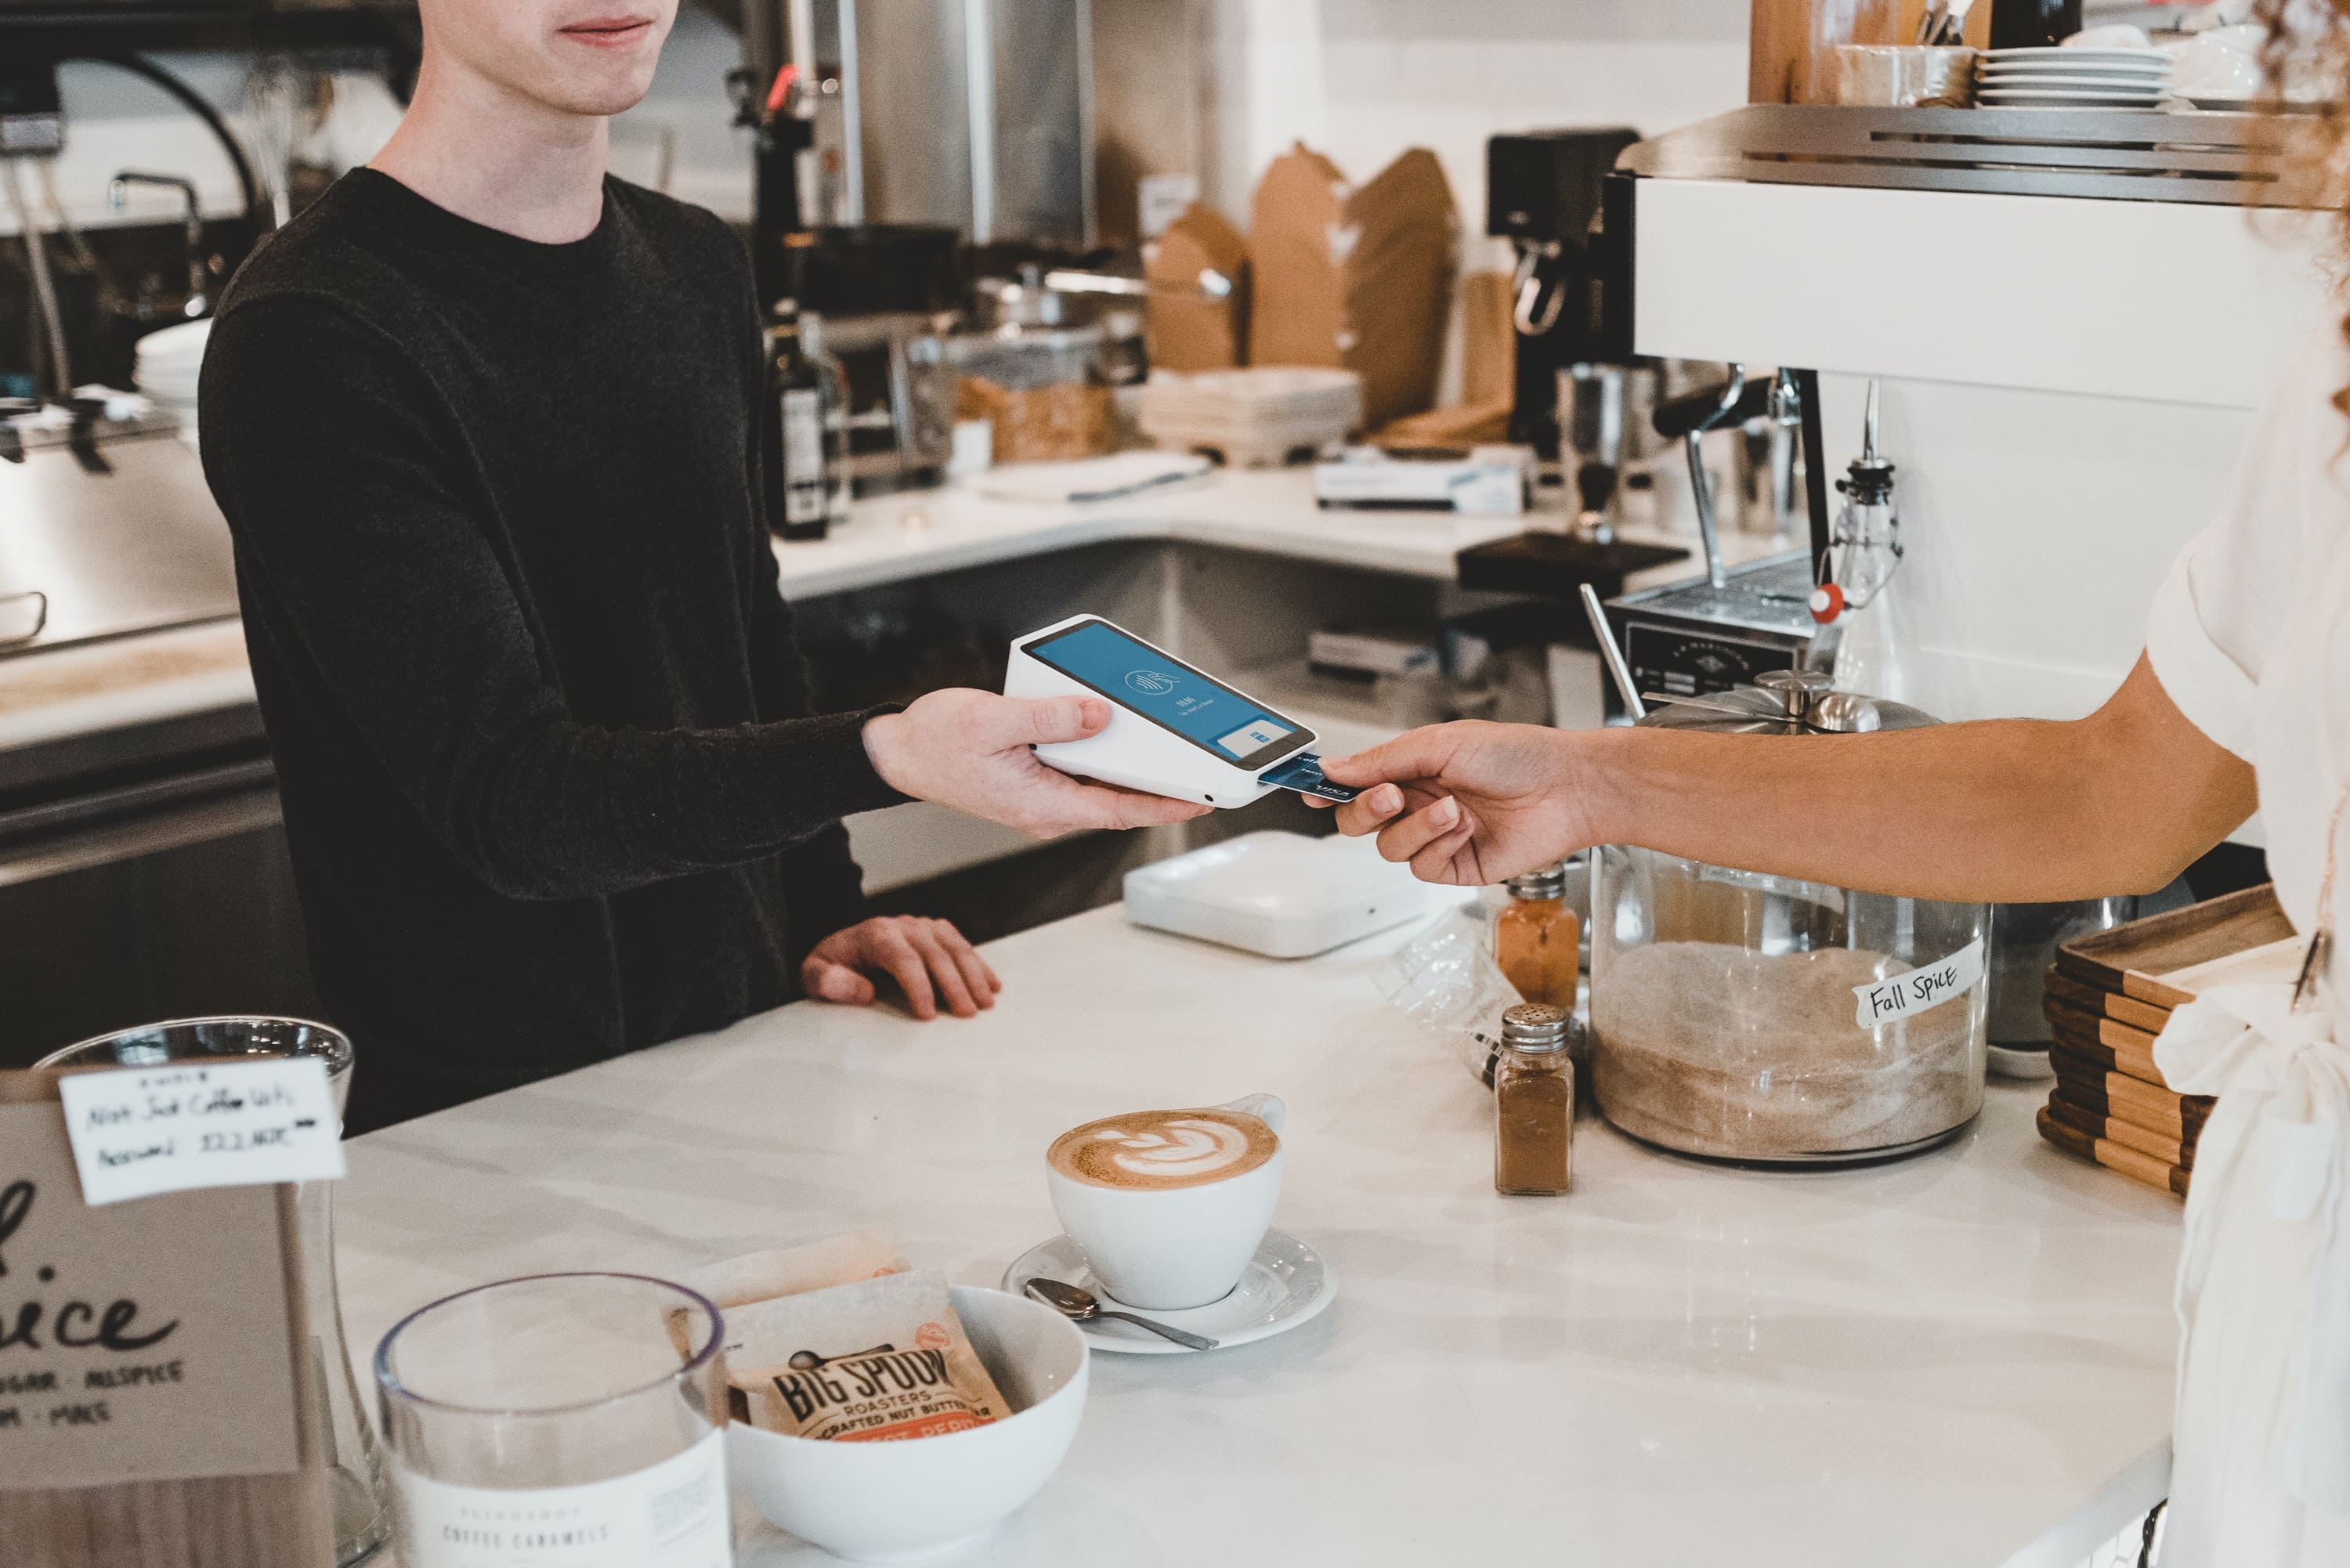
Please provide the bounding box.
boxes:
[1094,1118,1250,1180]
[1047,1107,1278,1190]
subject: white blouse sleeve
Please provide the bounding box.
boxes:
[2146,322,2350,764]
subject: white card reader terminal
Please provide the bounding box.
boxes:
[1006,616,1359,807]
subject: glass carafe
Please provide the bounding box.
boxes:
[41,1017,390,1563]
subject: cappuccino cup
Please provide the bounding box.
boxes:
[1045,1094,1285,1311]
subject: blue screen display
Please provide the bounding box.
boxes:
[1029,622,1301,761]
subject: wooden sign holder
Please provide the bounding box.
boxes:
[0,1069,334,1568]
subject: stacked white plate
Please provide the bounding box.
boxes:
[132,318,212,448]
[1977,46,2171,109]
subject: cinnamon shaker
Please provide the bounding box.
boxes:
[1495,1003,1574,1196]
[1497,864,1578,1008]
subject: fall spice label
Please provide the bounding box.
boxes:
[1853,938,1987,1030]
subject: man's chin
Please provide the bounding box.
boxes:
[547,77,656,118]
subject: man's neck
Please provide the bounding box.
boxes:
[369,55,609,244]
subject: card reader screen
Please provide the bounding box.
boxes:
[1025,620,1307,770]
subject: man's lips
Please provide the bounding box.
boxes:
[559,16,654,48]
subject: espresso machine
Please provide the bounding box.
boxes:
[1486,128,1640,461]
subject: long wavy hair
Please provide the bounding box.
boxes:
[2255,2,2350,413]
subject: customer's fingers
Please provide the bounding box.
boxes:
[1408,814,1480,884]
[801,954,877,1006]
[1372,793,1463,864]
[994,693,1112,748]
[1330,783,1406,836]
[931,919,1003,999]
[904,922,979,1017]
[1018,766,1211,835]
[871,925,938,1020]
[1321,729,1458,789]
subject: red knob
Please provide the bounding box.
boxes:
[1809,583,1845,625]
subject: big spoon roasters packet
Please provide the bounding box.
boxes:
[724,1269,1012,1441]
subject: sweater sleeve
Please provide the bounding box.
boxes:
[201,291,906,901]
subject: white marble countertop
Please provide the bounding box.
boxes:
[772,465,1770,599]
[772,468,1531,597]
[336,898,2182,1568]
[0,467,1773,758]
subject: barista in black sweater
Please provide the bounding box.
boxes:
[199,0,1203,1132]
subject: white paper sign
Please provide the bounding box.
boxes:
[394,1426,732,1568]
[1852,938,1987,1030]
[57,1057,345,1207]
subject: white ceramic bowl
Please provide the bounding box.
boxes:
[2171,30,2265,100]
[726,1285,1089,1563]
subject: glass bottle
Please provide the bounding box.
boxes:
[1496,862,1579,1009]
[1495,1003,1574,1195]
[1828,381,1913,705]
[768,302,830,542]
[800,309,854,534]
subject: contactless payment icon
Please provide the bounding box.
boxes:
[1126,670,1180,695]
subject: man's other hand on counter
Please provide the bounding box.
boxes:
[803,915,1003,1021]
[862,689,1213,838]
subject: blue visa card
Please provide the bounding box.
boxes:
[1258,753,1361,802]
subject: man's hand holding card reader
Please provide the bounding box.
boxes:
[1006,616,1362,807]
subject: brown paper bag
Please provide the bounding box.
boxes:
[1249,144,1459,430]
[1459,269,1517,410]
[667,1230,911,1360]
[1145,203,1249,371]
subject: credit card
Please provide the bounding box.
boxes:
[1258,753,1361,802]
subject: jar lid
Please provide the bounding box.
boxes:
[1501,1003,1571,1051]
[1506,864,1567,901]
[1636,673,1940,736]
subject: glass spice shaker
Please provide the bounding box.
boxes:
[1497,863,1579,1008]
[1495,1002,1574,1195]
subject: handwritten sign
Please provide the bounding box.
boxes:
[57,1059,344,1209]
[1853,937,1987,1029]
[0,1100,303,1491]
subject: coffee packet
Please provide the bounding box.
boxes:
[664,1230,911,1360]
[725,1270,1010,1442]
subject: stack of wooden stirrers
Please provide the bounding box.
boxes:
[2033,885,2301,1200]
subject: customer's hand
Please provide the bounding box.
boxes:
[803,915,1003,1020]
[1311,721,1593,885]
[862,688,1211,837]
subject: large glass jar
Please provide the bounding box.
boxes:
[1588,674,1991,1164]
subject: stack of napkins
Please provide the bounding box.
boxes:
[1138,367,1361,468]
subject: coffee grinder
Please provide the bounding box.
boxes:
[1485,128,1640,461]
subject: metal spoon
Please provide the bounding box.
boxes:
[1023,1277,1219,1350]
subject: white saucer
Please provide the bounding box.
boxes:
[1987,46,2170,65]
[1001,1228,1336,1355]
[1977,74,2169,91]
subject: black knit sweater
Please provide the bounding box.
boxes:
[200,170,904,1122]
